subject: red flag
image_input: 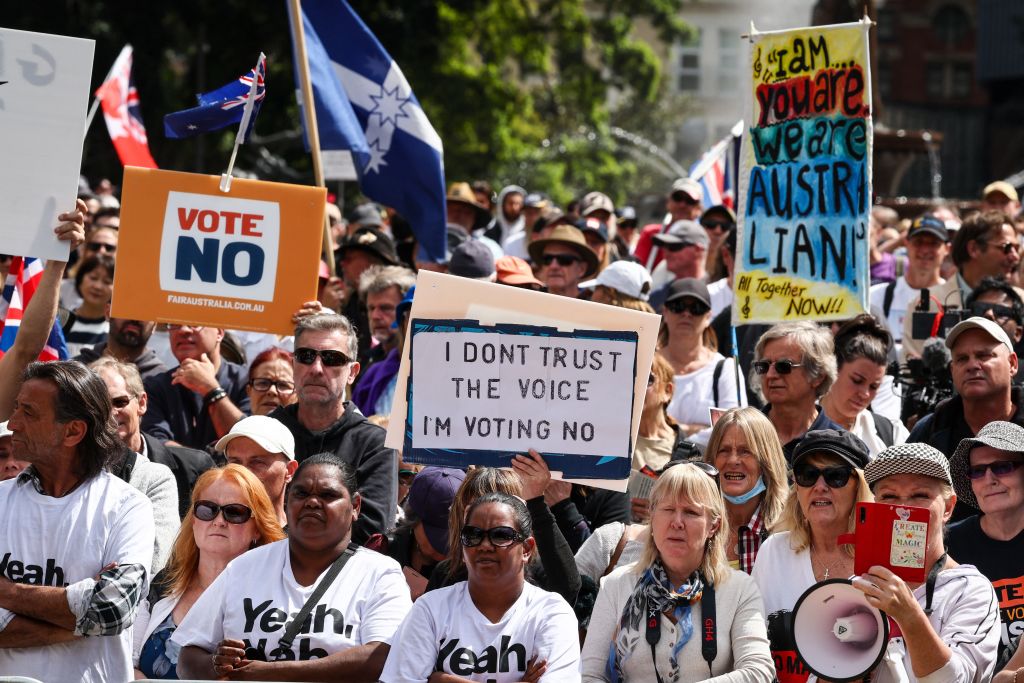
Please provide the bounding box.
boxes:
[95,45,158,168]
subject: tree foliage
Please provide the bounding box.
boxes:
[8,0,691,206]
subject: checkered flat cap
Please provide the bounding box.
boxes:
[864,442,951,487]
[949,421,1024,509]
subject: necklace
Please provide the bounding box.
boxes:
[811,547,847,580]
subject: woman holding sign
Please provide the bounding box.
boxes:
[581,463,774,682]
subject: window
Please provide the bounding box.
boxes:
[926,60,974,99]
[717,28,739,94]
[678,29,702,92]
[933,4,970,46]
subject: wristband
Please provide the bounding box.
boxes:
[203,386,228,408]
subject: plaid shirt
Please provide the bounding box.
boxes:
[11,468,147,636]
[736,504,768,575]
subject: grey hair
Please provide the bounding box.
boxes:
[358,265,416,300]
[88,357,145,398]
[294,313,359,359]
[751,321,837,401]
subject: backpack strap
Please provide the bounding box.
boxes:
[712,358,726,407]
[882,280,897,319]
[871,410,895,447]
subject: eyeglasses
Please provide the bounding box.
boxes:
[249,378,295,394]
[111,395,134,409]
[662,242,700,253]
[701,220,733,232]
[971,301,1018,322]
[167,324,204,332]
[987,241,1020,255]
[664,298,710,316]
[295,347,353,367]
[670,191,698,205]
[967,460,1024,480]
[87,242,117,253]
[793,464,854,488]
[460,525,526,548]
[540,253,580,267]
[753,359,803,375]
[193,500,253,524]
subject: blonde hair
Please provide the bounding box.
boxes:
[649,354,678,426]
[164,465,286,597]
[702,407,788,532]
[637,464,731,587]
[778,454,873,555]
[444,467,524,579]
[593,285,656,314]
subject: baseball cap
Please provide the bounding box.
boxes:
[577,216,609,243]
[617,206,638,225]
[581,191,614,217]
[215,415,296,461]
[792,429,871,470]
[336,227,400,266]
[406,467,467,555]
[392,286,415,330]
[449,240,496,279]
[906,214,949,242]
[865,442,952,487]
[944,316,1014,352]
[949,421,1024,509]
[580,261,653,301]
[0,422,11,439]
[523,193,549,209]
[653,220,710,249]
[348,203,383,229]
[664,277,711,307]
[496,256,544,288]
[670,178,702,202]
[983,181,1019,203]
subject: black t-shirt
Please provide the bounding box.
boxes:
[947,515,1024,662]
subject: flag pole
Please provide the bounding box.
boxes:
[287,0,335,274]
[220,53,265,193]
[84,45,131,141]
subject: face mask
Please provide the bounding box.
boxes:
[722,476,766,505]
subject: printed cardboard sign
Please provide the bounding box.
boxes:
[405,320,637,480]
[113,167,325,334]
[734,19,873,324]
[0,28,94,260]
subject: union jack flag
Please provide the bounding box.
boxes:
[689,120,743,210]
[96,45,159,168]
[165,55,267,141]
[0,258,69,362]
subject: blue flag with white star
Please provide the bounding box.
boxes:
[289,0,447,263]
[164,56,266,140]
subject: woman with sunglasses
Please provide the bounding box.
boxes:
[947,422,1024,669]
[582,462,774,682]
[132,464,285,679]
[821,314,908,456]
[751,429,872,682]
[246,347,297,416]
[381,492,581,682]
[660,278,746,445]
[852,444,1000,682]
[751,321,842,462]
[703,407,789,574]
[174,454,412,681]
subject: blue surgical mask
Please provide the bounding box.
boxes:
[722,476,766,505]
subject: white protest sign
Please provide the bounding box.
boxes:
[409,324,636,473]
[0,28,94,260]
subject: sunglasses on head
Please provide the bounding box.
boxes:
[793,464,854,488]
[753,359,803,375]
[540,253,580,267]
[670,191,698,205]
[967,460,1024,480]
[662,460,720,480]
[664,298,710,316]
[701,219,733,231]
[294,347,352,367]
[193,500,253,524]
[460,525,525,548]
[87,242,117,253]
[971,301,1017,322]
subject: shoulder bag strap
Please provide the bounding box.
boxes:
[602,526,629,577]
[278,542,358,650]
[712,358,726,407]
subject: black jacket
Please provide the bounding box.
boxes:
[270,402,396,544]
[142,432,216,519]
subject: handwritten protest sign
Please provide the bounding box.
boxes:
[734,19,872,325]
[0,28,94,260]
[406,320,637,479]
[386,271,660,491]
[112,167,325,334]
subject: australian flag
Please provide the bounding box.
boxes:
[289,0,447,263]
[689,120,743,210]
[164,55,267,140]
[0,258,68,361]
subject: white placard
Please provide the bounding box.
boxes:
[322,149,358,180]
[0,28,94,260]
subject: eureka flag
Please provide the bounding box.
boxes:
[95,45,158,169]
[289,0,447,262]
[164,55,267,140]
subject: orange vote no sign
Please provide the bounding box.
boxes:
[112,167,326,335]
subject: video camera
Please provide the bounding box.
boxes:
[892,288,957,423]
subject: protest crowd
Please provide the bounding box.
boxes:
[6,9,1024,683]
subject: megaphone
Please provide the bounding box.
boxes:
[791,579,889,682]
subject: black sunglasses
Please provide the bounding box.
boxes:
[87,242,117,253]
[968,460,1023,480]
[294,347,352,367]
[662,242,700,253]
[111,395,134,409]
[987,241,1020,255]
[670,191,699,205]
[193,500,253,524]
[249,378,295,394]
[971,301,1017,322]
[540,253,580,267]
[701,220,733,231]
[793,464,854,488]
[665,298,710,316]
[753,359,803,375]
[461,525,525,548]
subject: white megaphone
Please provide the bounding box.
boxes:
[791,579,889,682]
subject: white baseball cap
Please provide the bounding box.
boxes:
[215,415,295,461]
[580,261,653,301]
[944,316,1014,352]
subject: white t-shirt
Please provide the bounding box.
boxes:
[666,354,746,444]
[171,540,411,662]
[750,532,816,618]
[870,276,942,347]
[380,581,580,683]
[0,471,155,683]
[708,277,733,318]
